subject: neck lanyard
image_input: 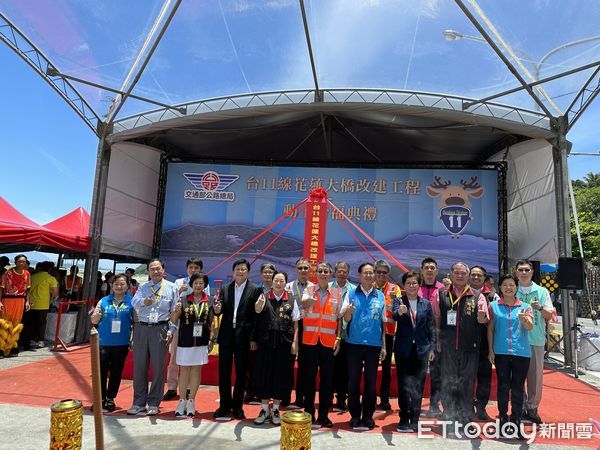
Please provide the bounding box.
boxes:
[295,281,305,299]
[110,297,125,312]
[150,281,165,304]
[189,298,206,322]
[448,286,469,308]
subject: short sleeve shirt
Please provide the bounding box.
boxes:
[30,271,58,310]
[1,268,31,297]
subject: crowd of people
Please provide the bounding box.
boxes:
[0,253,554,437]
[84,255,553,439]
[0,255,139,358]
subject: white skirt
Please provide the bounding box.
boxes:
[176,345,209,366]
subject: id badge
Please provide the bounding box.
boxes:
[149,311,159,323]
[447,310,457,326]
[111,320,121,334]
[193,323,203,337]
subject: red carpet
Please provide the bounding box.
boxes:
[1,348,599,447]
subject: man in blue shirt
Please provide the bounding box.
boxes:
[127,258,179,416]
[341,262,386,430]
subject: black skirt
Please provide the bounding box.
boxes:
[252,343,294,400]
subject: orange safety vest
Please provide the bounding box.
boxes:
[302,285,340,348]
[377,282,399,336]
[66,275,82,291]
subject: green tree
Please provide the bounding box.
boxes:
[571,172,600,265]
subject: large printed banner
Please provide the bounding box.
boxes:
[160,163,499,284]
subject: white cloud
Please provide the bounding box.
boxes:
[37,148,71,177]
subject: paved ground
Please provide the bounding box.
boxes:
[1,329,599,449]
[0,403,582,450]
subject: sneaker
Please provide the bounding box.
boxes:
[146,406,159,416]
[350,417,361,429]
[233,408,245,420]
[163,389,177,401]
[126,405,147,415]
[528,408,542,424]
[37,340,46,348]
[254,408,270,425]
[175,399,187,418]
[397,420,412,433]
[271,409,281,426]
[104,398,116,413]
[187,399,196,417]
[213,407,231,419]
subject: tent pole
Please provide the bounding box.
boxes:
[553,116,576,366]
[83,123,110,301]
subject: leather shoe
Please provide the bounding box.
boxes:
[233,408,245,420]
[318,415,333,428]
[163,389,177,401]
[213,407,230,419]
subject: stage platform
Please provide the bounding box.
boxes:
[1,347,599,448]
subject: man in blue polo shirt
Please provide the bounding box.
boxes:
[341,262,386,430]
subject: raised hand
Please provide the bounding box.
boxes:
[91,305,102,324]
[179,282,189,294]
[517,309,527,323]
[175,301,182,314]
[399,303,408,315]
[347,301,356,315]
[144,295,153,307]
[213,300,222,315]
[531,297,541,311]
[477,303,487,321]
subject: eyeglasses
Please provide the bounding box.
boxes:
[317,269,330,274]
[517,268,532,273]
[297,266,310,271]
[376,270,389,275]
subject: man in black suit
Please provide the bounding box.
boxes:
[213,258,261,420]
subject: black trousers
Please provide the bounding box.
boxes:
[494,354,530,421]
[293,320,305,404]
[396,344,427,423]
[428,350,442,409]
[379,333,394,404]
[332,339,348,403]
[440,348,478,423]
[346,343,380,421]
[253,344,293,400]
[218,342,249,411]
[245,348,257,398]
[303,342,335,417]
[99,345,129,400]
[475,329,492,410]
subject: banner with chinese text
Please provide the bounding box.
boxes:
[160,163,499,284]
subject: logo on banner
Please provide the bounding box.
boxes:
[426,176,485,238]
[183,171,240,201]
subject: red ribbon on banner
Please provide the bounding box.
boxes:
[304,188,328,282]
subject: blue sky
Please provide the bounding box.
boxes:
[0,0,599,266]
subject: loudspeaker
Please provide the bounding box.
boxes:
[558,257,585,289]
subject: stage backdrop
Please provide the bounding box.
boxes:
[160,163,499,285]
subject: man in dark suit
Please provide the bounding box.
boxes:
[213,258,261,420]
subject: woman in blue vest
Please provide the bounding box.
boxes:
[170,272,214,418]
[90,273,134,413]
[251,271,300,426]
[488,274,533,436]
[392,270,435,432]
